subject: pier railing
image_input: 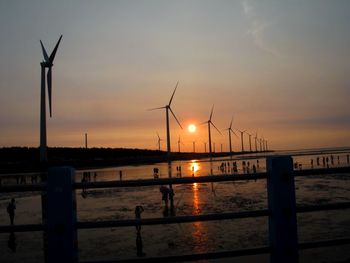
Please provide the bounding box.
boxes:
[1,156,350,263]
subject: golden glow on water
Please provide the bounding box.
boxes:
[189,160,200,176]
[191,180,208,253]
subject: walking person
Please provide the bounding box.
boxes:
[7,198,16,226]
[135,205,144,231]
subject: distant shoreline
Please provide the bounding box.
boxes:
[0,147,271,174]
[1,146,349,174]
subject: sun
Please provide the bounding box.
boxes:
[188,124,196,133]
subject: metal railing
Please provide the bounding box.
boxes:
[0,156,350,263]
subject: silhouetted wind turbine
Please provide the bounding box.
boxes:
[149,82,183,157]
[237,129,246,152]
[265,139,268,151]
[254,132,258,152]
[259,138,263,151]
[203,141,207,153]
[156,132,162,151]
[225,116,238,154]
[261,137,266,151]
[39,35,62,163]
[245,132,252,152]
[200,105,222,157]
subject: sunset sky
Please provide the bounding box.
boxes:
[0,0,349,151]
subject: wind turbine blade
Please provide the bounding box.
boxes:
[229,116,233,129]
[47,67,52,117]
[168,81,179,106]
[209,105,214,121]
[40,40,49,62]
[210,121,222,135]
[156,132,160,139]
[147,106,166,111]
[231,129,238,137]
[49,35,63,63]
[169,107,183,129]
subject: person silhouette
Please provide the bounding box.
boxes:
[136,229,146,257]
[135,205,144,231]
[7,198,16,226]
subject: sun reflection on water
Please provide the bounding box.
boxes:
[189,160,200,176]
[191,174,209,253]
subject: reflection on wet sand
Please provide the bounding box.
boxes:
[189,160,200,176]
[191,181,209,254]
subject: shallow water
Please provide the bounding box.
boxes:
[1,150,350,262]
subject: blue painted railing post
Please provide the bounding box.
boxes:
[267,156,299,263]
[47,167,78,263]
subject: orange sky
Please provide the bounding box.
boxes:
[0,1,349,151]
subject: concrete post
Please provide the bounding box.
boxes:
[47,167,78,263]
[267,156,298,263]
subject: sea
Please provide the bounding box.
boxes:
[1,147,350,263]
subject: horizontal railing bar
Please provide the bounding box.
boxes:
[75,173,267,189]
[293,166,350,177]
[296,202,350,213]
[299,238,350,250]
[0,183,46,192]
[1,201,350,233]
[0,223,43,233]
[77,209,270,229]
[1,166,349,192]
[80,246,271,263]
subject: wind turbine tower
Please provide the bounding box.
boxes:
[238,129,246,152]
[156,132,162,151]
[254,133,258,152]
[39,35,62,163]
[226,116,237,155]
[149,82,183,157]
[200,105,221,157]
[246,132,252,152]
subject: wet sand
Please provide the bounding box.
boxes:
[0,152,350,262]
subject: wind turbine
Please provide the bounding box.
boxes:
[259,138,263,152]
[39,35,62,163]
[149,82,183,157]
[265,139,268,151]
[156,132,162,151]
[85,133,88,149]
[254,132,258,152]
[225,116,237,154]
[245,132,252,152]
[203,141,207,153]
[200,105,222,157]
[237,129,246,152]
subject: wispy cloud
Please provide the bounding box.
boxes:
[242,0,283,58]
